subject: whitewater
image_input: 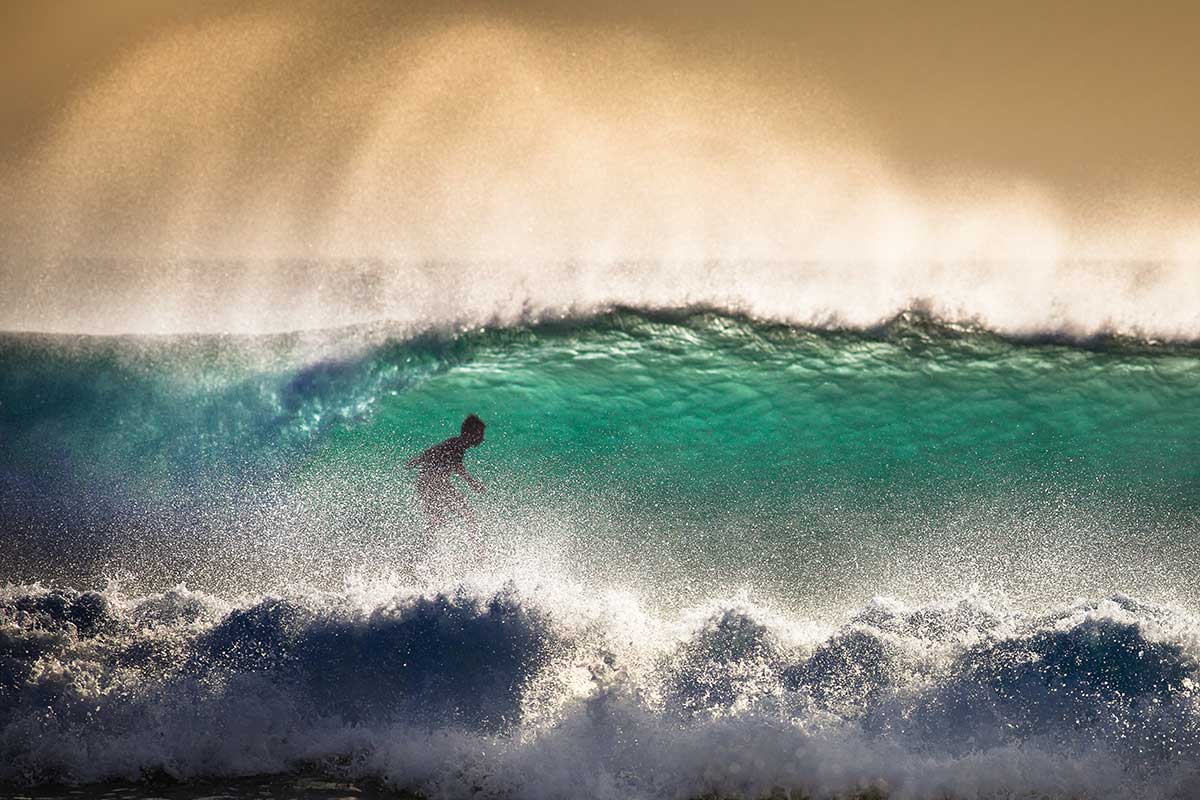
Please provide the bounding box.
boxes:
[3,285,1200,799]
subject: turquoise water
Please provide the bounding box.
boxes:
[4,308,1200,798]
[3,309,1198,606]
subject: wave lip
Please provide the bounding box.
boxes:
[2,584,1199,798]
[4,255,1200,343]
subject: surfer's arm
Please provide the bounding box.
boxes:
[455,462,485,493]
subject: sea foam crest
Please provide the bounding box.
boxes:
[2,583,1199,798]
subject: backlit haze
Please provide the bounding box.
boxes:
[2,0,1198,336]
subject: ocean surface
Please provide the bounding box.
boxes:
[3,304,1200,799]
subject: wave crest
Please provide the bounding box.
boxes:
[3,584,1199,797]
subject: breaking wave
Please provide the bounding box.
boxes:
[2,583,1199,798]
[4,308,1200,797]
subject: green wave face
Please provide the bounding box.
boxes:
[3,311,1199,610]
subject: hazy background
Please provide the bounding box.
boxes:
[2,1,1199,333]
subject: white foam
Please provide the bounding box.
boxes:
[3,582,1199,797]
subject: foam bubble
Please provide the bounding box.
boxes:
[2,583,1198,797]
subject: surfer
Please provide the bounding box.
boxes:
[405,414,487,533]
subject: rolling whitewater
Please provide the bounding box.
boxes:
[3,301,1200,799]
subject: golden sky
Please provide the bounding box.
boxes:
[2,0,1199,260]
[600,0,1200,196]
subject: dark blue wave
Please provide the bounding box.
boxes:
[2,585,1198,797]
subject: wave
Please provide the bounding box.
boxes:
[3,308,1199,605]
[2,582,1199,798]
[4,307,1197,496]
[3,257,1200,343]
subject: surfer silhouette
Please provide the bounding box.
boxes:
[405,414,486,533]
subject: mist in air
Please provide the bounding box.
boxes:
[3,4,1200,800]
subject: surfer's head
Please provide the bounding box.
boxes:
[461,413,486,446]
